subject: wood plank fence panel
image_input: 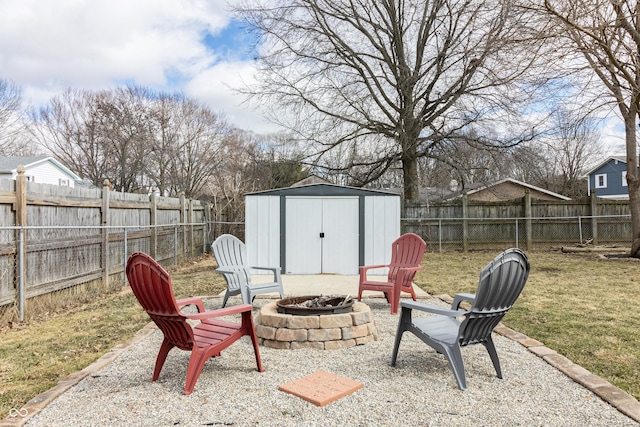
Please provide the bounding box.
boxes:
[0,173,210,316]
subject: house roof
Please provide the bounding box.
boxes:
[440,178,571,201]
[583,156,628,177]
[0,156,81,180]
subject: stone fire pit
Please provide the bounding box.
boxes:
[255,295,378,350]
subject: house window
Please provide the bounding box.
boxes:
[622,171,628,187]
[25,175,35,182]
[595,174,607,189]
[59,179,69,186]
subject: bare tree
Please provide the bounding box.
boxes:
[161,97,230,198]
[236,0,552,202]
[33,86,232,197]
[31,88,109,186]
[0,78,31,155]
[544,108,603,198]
[543,0,640,256]
[94,86,155,192]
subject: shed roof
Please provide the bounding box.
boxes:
[246,183,399,197]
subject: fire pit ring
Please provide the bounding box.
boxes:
[276,295,354,316]
[255,299,378,350]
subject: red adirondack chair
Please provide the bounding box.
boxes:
[357,233,426,314]
[125,252,264,395]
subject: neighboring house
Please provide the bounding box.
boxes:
[585,156,635,199]
[0,156,80,187]
[439,178,571,202]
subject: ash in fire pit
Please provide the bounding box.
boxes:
[277,295,354,315]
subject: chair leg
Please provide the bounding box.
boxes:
[184,348,209,395]
[153,339,174,381]
[484,336,503,379]
[221,290,230,308]
[442,344,467,390]
[406,284,417,301]
[390,284,402,315]
[390,306,411,366]
[243,311,264,372]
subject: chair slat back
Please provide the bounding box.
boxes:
[126,252,195,351]
[387,233,427,287]
[211,234,252,291]
[458,248,530,346]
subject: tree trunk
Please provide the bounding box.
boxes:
[624,113,640,258]
[402,154,420,203]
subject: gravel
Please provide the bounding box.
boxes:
[23,297,638,427]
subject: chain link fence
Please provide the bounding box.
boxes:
[403,214,632,252]
[2,223,209,321]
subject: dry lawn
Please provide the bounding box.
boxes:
[1,250,639,419]
[0,254,226,419]
[414,250,640,400]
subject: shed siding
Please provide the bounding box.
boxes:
[364,196,400,275]
[245,195,280,272]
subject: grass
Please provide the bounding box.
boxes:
[0,254,226,419]
[413,250,640,400]
[1,250,639,419]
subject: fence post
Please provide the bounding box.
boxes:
[14,166,27,321]
[462,194,468,252]
[590,190,598,245]
[188,198,195,259]
[123,227,128,287]
[180,192,186,262]
[101,180,110,288]
[173,225,178,265]
[524,190,532,251]
[150,188,158,258]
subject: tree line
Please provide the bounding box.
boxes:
[0,81,310,200]
[0,76,602,201]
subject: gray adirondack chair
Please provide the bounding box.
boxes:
[390,248,530,390]
[211,234,284,307]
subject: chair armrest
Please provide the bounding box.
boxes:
[452,293,476,310]
[249,265,282,285]
[250,266,281,273]
[400,300,468,317]
[359,264,389,275]
[176,297,205,312]
[185,303,253,320]
[215,267,243,274]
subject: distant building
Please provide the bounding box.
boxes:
[0,156,80,187]
[585,156,635,199]
[439,178,571,202]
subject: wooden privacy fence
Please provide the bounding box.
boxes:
[0,169,211,320]
[403,191,632,251]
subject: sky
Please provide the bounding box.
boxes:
[0,0,628,154]
[0,0,282,134]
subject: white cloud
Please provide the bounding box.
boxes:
[0,0,282,132]
[186,60,281,133]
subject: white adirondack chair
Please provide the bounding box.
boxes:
[211,234,284,307]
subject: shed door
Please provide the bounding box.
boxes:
[285,197,359,274]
